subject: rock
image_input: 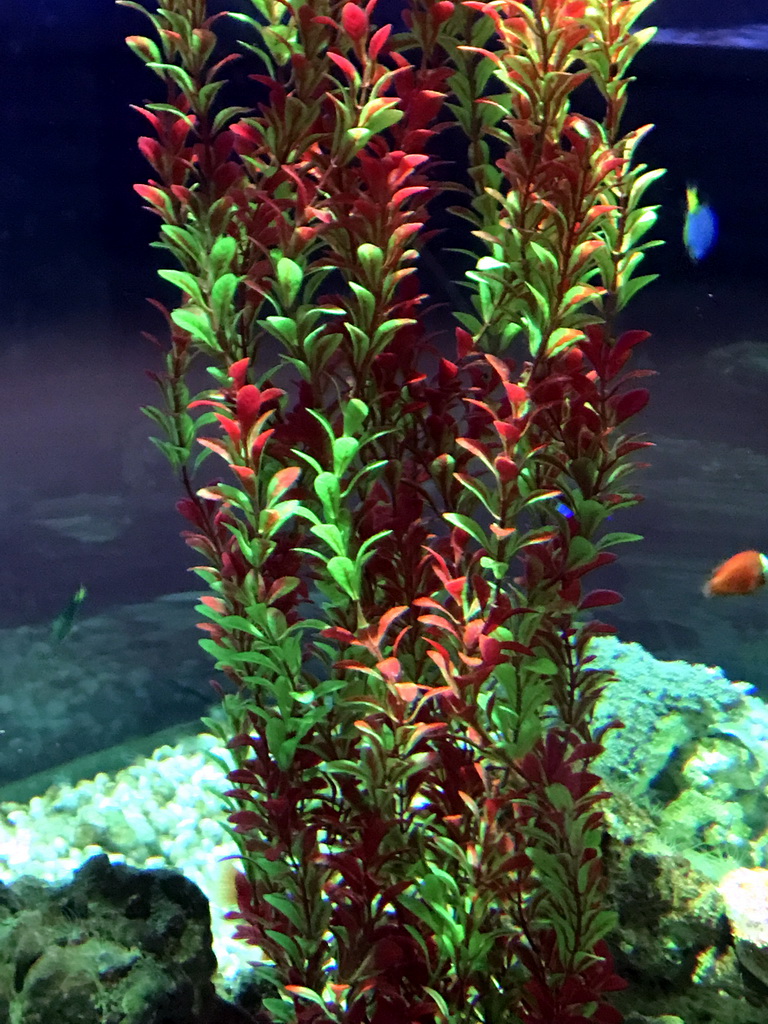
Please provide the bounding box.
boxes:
[720,867,768,987]
[609,848,725,991]
[0,853,257,1024]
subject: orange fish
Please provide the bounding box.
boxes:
[703,550,768,597]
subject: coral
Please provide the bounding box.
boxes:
[592,637,768,870]
[591,637,751,796]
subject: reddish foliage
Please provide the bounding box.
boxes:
[125,0,659,1020]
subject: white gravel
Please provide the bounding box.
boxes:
[0,730,256,996]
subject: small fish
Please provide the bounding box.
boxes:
[703,550,768,597]
[684,185,717,262]
[51,584,87,641]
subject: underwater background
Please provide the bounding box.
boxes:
[1,1,768,1021]
[0,0,765,788]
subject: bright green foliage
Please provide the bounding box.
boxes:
[122,0,662,1020]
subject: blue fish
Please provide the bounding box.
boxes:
[684,185,717,262]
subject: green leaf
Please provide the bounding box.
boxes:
[348,281,376,326]
[574,498,611,535]
[627,167,666,210]
[276,257,303,306]
[263,315,298,346]
[624,207,658,246]
[159,224,199,262]
[260,997,294,1024]
[210,235,237,276]
[371,317,416,349]
[580,908,619,950]
[479,555,508,581]
[617,272,658,309]
[157,269,206,307]
[566,535,597,569]
[453,473,496,515]
[266,467,301,506]
[259,502,299,537]
[212,104,253,134]
[343,398,368,436]
[326,556,359,599]
[476,255,508,273]
[308,524,348,557]
[346,127,372,152]
[597,530,643,548]
[262,893,304,930]
[211,273,242,325]
[124,32,162,63]
[146,61,196,95]
[545,782,575,812]
[291,447,324,477]
[170,307,218,350]
[522,314,543,357]
[263,929,303,965]
[355,529,391,564]
[314,471,341,519]
[332,436,359,476]
[528,241,559,273]
[525,281,551,322]
[443,512,487,548]
[545,327,585,359]
[284,985,330,1010]
[357,243,383,276]
[364,108,404,134]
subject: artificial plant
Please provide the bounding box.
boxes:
[120,0,661,1020]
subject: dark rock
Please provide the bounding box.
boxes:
[604,834,768,1022]
[0,853,256,1024]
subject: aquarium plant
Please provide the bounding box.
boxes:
[120,0,661,1020]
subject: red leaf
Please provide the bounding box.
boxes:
[229,358,250,389]
[502,381,528,404]
[328,50,358,81]
[455,327,474,358]
[228,810,262,831]
[485,352,510,381]
[321,625,357,644]
[198,437,231,459]
[133,183,167,208]
[495,421,522,444]
[478,634,501,663]
[236,385,262,433]
[376,656,401,682]
[404,721,448,753]
[418,613,458,636]
[613,387,649,423]
[614,328,650,353]
[432,1,455,23]
[394,682,420,702]
[251,428,275,462]
[368,23,391,60]
[579,589,623,610]
[267,466,301,503]
[605,328,651,378]
[392,185,429,205]
[214,413,241,443]
[341,2,368,42]
[137,135,163,168]
[494,455,518,482]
